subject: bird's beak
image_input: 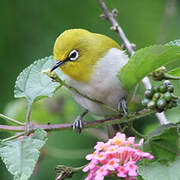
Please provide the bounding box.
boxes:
[50,60,65,72]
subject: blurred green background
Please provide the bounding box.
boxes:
[0,0,180,179]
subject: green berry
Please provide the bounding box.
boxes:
[157,99,167,109]
[147,100,156,109]
[159,84,167,93]
[152,86,158,93]
[142,98,150,106]
[145,89,153,99]
[164,92,171,101]
[153,93,160,100]
[167,85,174,93]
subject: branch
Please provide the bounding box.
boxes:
[0,109,153,133]
[97,0,134,56]
[97,0,168,125]
[0,113,25,126]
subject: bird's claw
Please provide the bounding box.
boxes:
[73,116,84,134]
[118,98,128,116]
[73,110,88,133]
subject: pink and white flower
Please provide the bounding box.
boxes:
[83,132,154,180]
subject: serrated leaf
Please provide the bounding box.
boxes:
[138,157,180,180]
[14,56,64,103]
[0,129,47,180]
[144,124,180,161]
[32,128,47,140]
[118,41,180,91]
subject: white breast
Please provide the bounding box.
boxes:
[65,48,129,116]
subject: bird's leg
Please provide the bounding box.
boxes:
[73,109,88,133]
[118,98,128,116]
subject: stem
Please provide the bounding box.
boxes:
[0,109,154,132]
[0,113,25,126]
[97,0,168,125]
[164,73,180,80]
[2,132,25,142]
[156,112,168,125]
[72,165,86,173]
[97,0,134,56]
[130,125,147,139]
[25,102,32,134]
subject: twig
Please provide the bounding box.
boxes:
[129,125,147,139]
[25,102,32,134]
[97,0,134,56]
[1,132,25,142]
[0,113,25,126]
[97,0,168,125]
[0,109,153,133]
[156,113,168,125]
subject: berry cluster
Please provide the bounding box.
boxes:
[142,81,178,112]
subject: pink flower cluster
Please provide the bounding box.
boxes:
[83,133,154,180]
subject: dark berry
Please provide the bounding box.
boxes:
[167,85,174,93]
[157,99,167,109]
[145,89,153,99]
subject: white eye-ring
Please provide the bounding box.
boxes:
[69,49,79,61]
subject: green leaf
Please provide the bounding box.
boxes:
[144,124,180,162]
[14,56,64,104]
[0,129,47,180]
[118,41,180,91]
[138,157,180,180]
[138,175,144,180]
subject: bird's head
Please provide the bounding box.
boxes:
[51,29,121,82]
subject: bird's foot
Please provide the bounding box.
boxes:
[73,110,88,133]
[118,98,128,116]
[73,116,84,133]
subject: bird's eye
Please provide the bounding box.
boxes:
[69,49,79,61]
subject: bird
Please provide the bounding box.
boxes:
[51,29,129,134]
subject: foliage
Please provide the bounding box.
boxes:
[138,157,180,180]
[144,124,180,162]
[0,38,179,180]
[0,129,47,180]
[14,56,63,104]
[0,1,180,180]
[118,41,180,91]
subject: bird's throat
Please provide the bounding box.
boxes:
[60,63,93,83]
